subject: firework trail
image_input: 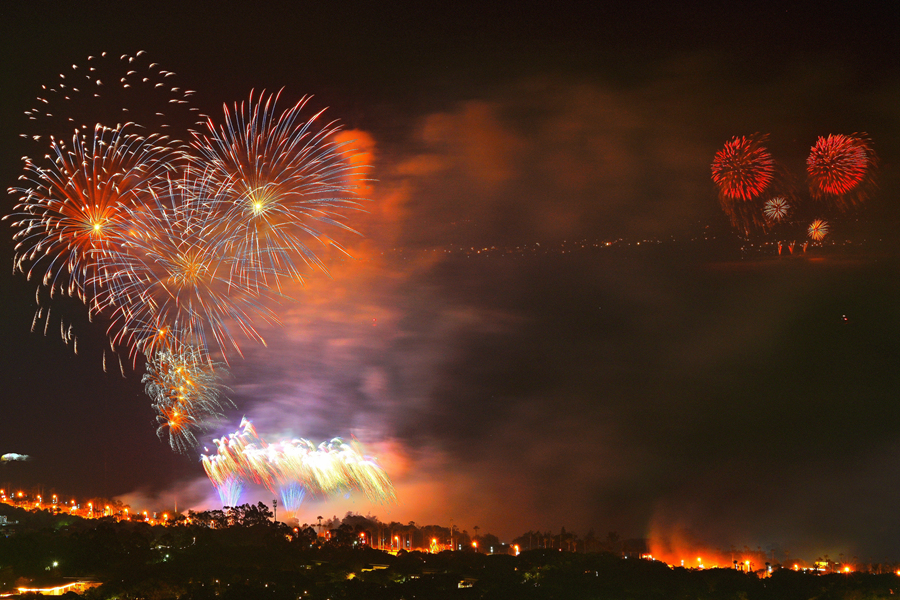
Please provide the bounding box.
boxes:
[807,133,877,211]
[808,219,829,241]
[216,477,245,507]
[279,482,307,513]
[202,418,396,506]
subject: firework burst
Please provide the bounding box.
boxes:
[711,134,781,234]
[7,55,391,506]
[6,124,183,304]
[192,91,366,291]
[279,482,307,513]
[807,133,877,211]
[95,171,278,360]
[711,134,775,202]
[808,219,829,241]
[763,197,790,222]
[143,339,233,453]
[215,477,245,507]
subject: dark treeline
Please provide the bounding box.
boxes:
[2,503,899,599]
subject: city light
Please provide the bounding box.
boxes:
[0,486,890,573]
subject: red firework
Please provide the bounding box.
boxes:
[711,134,777,234]
[807,133,876,210]
[711,134,775,202]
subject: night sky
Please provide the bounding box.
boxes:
[1,1,899,562]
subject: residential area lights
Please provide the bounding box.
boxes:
[1,491,172,525]
[2,490,887,570]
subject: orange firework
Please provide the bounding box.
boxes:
[808,219,829,241]
[8,56,379,464]
[6,124,182,305]
[143,335,233,453]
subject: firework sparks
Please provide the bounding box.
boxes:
[96,171,278,360]
[21,50,204,147]
[763,197,790,222]
[711,134,775,202]
[6,124,183,305]
[807,133,877,211]
[808,219,829,241]
[279,482,307,513]
[711,134,778,234]
[142,338,233,453]
[202,418,396,506]
[192,91,366,291]
[7,55,378,469]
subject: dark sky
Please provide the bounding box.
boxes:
[1,0,899,563]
